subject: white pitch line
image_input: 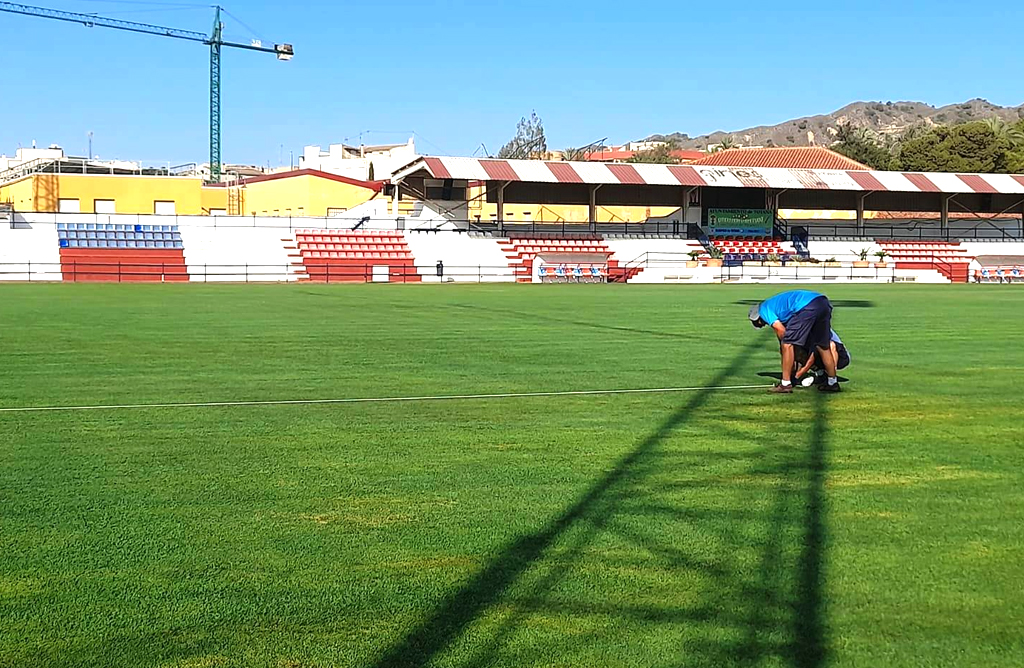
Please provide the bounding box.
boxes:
[0,384,771,414]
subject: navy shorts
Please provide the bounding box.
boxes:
[835,344,850,370]
[782,296,832,352]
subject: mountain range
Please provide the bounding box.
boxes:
[646,99,1024,149]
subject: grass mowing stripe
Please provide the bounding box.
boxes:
[0,384,773,413]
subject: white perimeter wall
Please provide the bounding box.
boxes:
[178,227,306,282]
[806,240,883,263]
[0,212,991,284]
[402,231,513,282]
[0,223,61,280]
[961,241,1024,257]
[603,238,705,283]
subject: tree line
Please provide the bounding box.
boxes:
[831,117,1024,173]
[495,111,1024,174]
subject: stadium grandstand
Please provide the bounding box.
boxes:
[3,148,1024,285]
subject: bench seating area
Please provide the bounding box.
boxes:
[57,223,188,282]
[499,236,614,283]
[58,223,183,249]
[878,240,972,283]
[710,237,792,264]
[879,241,970,261]
[537,264,606,283]
[294,229,420,282]
[977,266,1024,283]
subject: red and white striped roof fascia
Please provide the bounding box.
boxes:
[391,156,1024,195]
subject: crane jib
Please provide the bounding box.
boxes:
[0,1,292,183]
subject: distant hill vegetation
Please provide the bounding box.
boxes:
[648,99,1024,150]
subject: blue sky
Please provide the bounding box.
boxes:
[2,0,1022,166]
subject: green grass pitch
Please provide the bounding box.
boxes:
[1,283,1022,668]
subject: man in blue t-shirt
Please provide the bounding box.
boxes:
[748,290,841,394]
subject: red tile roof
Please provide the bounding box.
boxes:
[209,169,383,192]
[687,147,869,171]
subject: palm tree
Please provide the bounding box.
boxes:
[561,146,588,162]
[983,117,1024,146]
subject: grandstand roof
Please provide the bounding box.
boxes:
[392,156,1024,196]
[687,147,869,171]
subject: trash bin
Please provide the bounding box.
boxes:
[436,261,444,278]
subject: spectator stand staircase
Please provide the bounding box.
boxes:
[294,229,420,283]
[877,240,972,283]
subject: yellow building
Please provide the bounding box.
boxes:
[0,172,218,215]
[454,182,680,224]
[0,168,382,217]
[226,169,384,217]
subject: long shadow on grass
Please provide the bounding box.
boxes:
[369,339,831,668]
[795,389,829,667]
[369,339,760,666]
[714,385,829,668]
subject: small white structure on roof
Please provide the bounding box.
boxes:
[299,138,417,181]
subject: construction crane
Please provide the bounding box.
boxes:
[0,2,293,182]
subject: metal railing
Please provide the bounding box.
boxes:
[9,210,1024,242]
[800,221,1024,241]
[719,262,898,283]
[0,262,516,283]
[467,219,693,237]
[0,259,975,284]
[0,157,174,185]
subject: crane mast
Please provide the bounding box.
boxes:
[0,2,293,182]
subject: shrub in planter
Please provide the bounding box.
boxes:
[851,247,871,268]
[705,246,724,267]
[874,250,890,268]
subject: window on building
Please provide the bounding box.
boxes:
[94,199,115,214]
[273,210,280,217]
[284,209,291,217]
[327,208,347,217]
[297,207,305,217]
[154,201,176,215]
[209,208,227,216]
[58,199,80,213]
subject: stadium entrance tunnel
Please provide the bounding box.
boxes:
[368,338,832,668]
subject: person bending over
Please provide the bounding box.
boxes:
[793,329,850,386]
[749,290,841,394]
